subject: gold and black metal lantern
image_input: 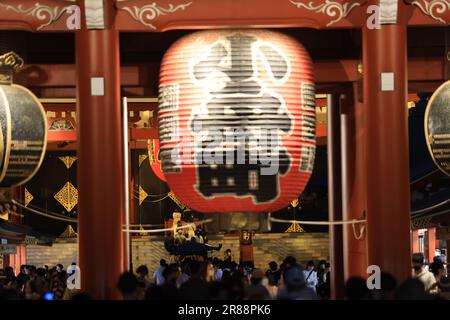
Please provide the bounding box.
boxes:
[425,80,450,176]
[0,51,47,187]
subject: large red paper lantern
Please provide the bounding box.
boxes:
[158,29,316,213]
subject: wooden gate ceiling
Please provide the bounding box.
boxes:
[0,1,449,32]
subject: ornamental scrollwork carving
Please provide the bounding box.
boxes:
[119,2,193,30]
[408,0,450,24]
[0,2,70,31]
[289,0,363,26]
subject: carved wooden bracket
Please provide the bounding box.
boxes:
[0,0,75,31]
[405,0,450,24]
[117,1,193,30]
[289,0,368,26]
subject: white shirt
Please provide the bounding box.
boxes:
[302,269,318,292]
[214,268,223,281]
[153,266,166,286]
[414,269,436,292]
[177,272,190,288]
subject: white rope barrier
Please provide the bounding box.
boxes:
[12,199,78,223]
[12,197,368,240]
[269,217,366,225]
[269,217,366,240]
[122,218,214,234]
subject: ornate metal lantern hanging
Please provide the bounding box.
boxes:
[425,80,450,176]
[158,29,316,213]
[0,51,47,187]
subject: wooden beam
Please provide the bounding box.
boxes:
[13,58,446,98]
[1,0,448,33]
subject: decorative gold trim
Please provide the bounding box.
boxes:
[138,154,148,167]
[119,1,193,30]
[138,185,148,206]
[59,225,78,238]
[410,0,450,24]
[290,0,362,26]
[0,3,70,31]
[59,156,77,169]
[54,181,78,212]
[285,222,305,233]
[0,106,3,172]
[0,52,24,71]
[168,191,186,210]
[148,139,156,164]
[0,86,12,184]
[24,188,33,207]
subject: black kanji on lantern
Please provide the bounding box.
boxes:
[190,34,293,203]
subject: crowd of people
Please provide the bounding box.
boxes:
[0,251,449,300]
[0,263,72,300]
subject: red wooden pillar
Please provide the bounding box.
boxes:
[341,83,368,280]
[363,2,411,283]
[412,229,419,253]
[75,0,125,299]
[428,227,436,262]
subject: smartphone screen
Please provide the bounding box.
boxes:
[43,292,55,300]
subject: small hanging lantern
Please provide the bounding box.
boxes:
[425,80,450,176]
[0,51,47,187]
[158,29,316,213]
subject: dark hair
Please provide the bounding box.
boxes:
[250,277,262,285]
[117,272,138,295]
[345,277,371,300]
[136,265,149,275]
[431,261,445,276]
[188,260,203,277]
[71,292,93,300]
[268,261,278,270]
[28,280,38,293]
[380,272,397,292]
[283,256,297,267]
[36,268,46,278]
[394,278,429,300]
[0,288,22,300]
[160,259,167,266]
[412,253,425,272]
[307,260,315,267]
[4,266,14,274]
